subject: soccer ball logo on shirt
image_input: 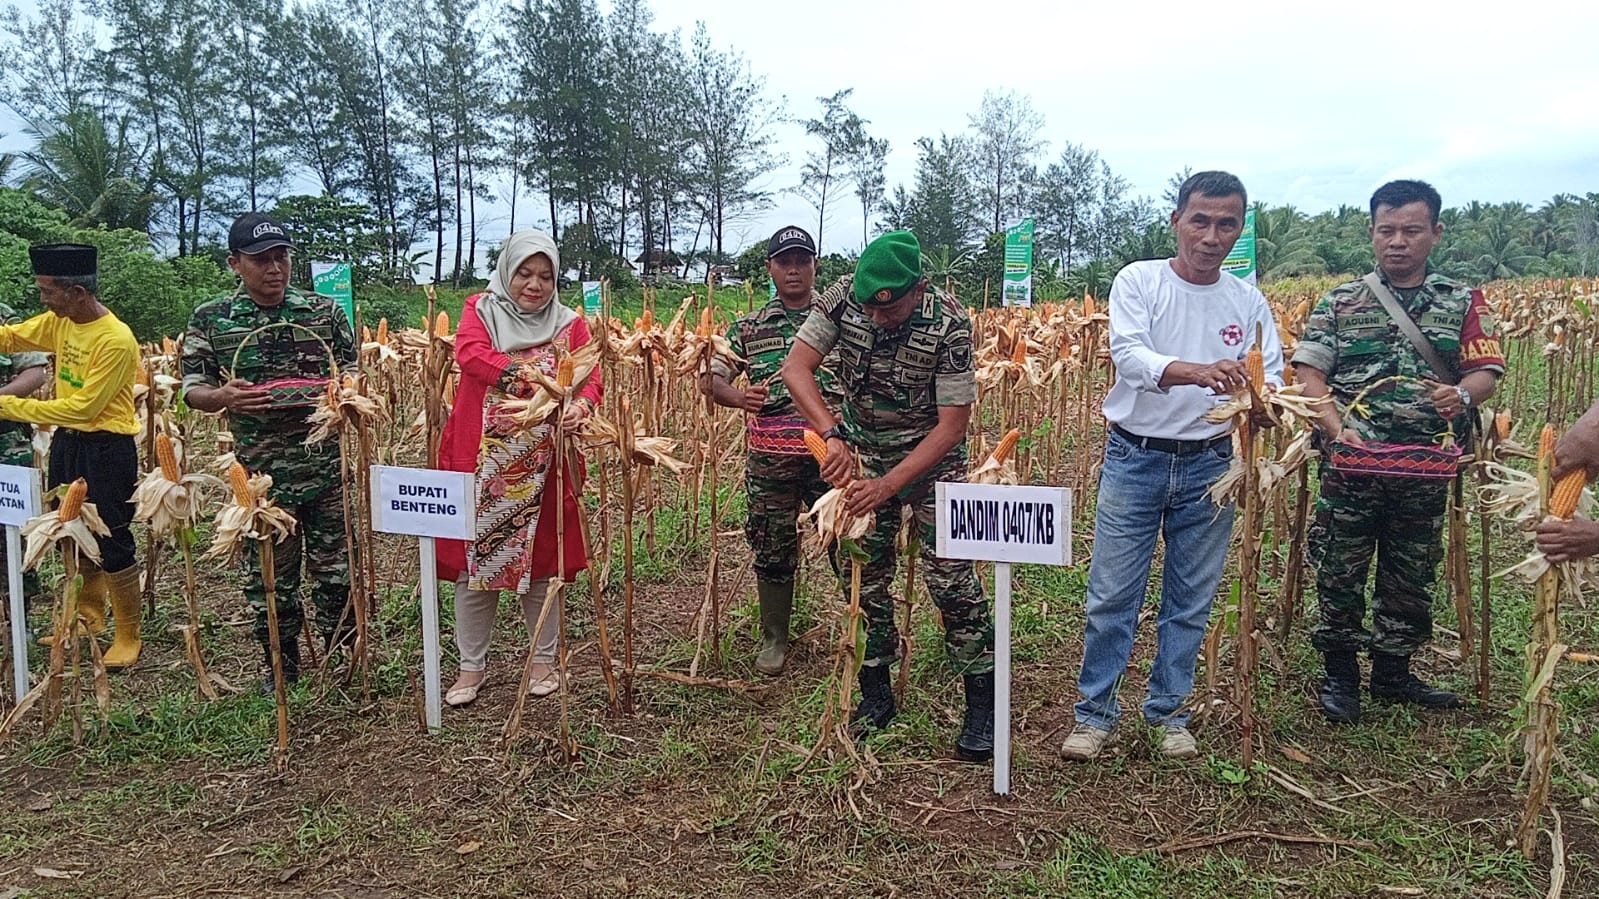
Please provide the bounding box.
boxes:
[1219,324,1244,346]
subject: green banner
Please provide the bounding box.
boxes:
[1223,208,1257,285]
[310,261,354,325]
[1003,218,1035,308]
[581,280,602,316]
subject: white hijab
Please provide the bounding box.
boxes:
[476,229,578,353]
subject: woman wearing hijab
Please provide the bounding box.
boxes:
[436,230,600,706]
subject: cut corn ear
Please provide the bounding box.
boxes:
[803,430,829,463]
[58,478,88,522]
[229,462,253,505]
[1539,425,1557,461]
[992,428,1021,463]
[434,311,450,337]
[1245,345,1265,391]
[156,432,180,481]
[376,318,390,344]
[557,356,575,388]
[1551,470,1586,520]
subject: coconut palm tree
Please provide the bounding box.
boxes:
[21,107,155,231]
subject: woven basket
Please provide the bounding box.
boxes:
[257,376,332,408]
[747,413,810,456]
[1328,440,1461,479]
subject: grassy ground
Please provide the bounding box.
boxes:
[0,447,1593,898]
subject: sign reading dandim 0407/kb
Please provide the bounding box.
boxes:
[935,482,1071,566]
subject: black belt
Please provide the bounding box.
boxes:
[1112,424,1228,455]
[56,428,135,442]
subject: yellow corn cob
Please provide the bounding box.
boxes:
[557,357,574,388]
[802,430,829,463]
[361,325,372,343]
[1539,425,1557,461]
[156,432,180,481]
[698,306,714,337]
[162,336,177,355]
[1010,338,1027,365]
[376,318,390,344]
[229,461,252,505]
[1245,344,1265,391]
[641,309,654,331]
[58,478,88,521]
[1551,469,1585,519]
[1495,411,1513,441]
[992,428,1021,463]
[434,311,451,337]
[1083,295,1096,318]
[135,365,150,386]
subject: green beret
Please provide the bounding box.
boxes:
[854,230,922,306]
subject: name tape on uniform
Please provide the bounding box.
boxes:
[934,482,1071,566]
[370,465,474,540]
[0,463,42,528]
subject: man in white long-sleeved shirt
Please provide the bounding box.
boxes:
[1061,171,1284,761]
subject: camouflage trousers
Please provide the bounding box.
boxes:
[745,450,832,584]
[1308,466,1447,656]
[244,481,352,648]
[856,448,993,674]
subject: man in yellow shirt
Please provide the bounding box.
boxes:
[1,244,143,666]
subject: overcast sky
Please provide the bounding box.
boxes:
[664,0,1599,255]
[3,0,1595,266]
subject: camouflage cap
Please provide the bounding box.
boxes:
[854,230,922,306]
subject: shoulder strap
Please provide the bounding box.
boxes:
[1361,272,1455,383]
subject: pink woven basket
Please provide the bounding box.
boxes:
[1328,440,1461,479]
[258,377,332,408]
[747,414,810,456]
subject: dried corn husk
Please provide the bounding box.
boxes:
[801,488,874,549]
[203,469,297,563]
[21,483,110,570]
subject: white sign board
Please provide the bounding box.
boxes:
[0,463,42,528]
[935,483,1071,566]
[370,466,474,540]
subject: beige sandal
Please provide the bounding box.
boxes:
[528,669,562,697]
[445,672,487,707]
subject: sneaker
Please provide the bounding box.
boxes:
[1159,725,1199,759]
[1059,722,1111,760]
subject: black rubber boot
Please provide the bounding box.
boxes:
[753,580,793,676]
[1318,651,1361,724]
[849,664,897,736]
[954,671,995,762]
[1369,652,1462,709]
[259,637,302,696]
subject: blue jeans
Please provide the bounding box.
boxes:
[1074,429,1236,730]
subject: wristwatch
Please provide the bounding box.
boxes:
[1455,385,1472,409]
[822,423,846,442]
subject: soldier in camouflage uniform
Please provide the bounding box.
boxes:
[782,229,995,763]
[181,213,358,689]
[0,302,49,612]
[1293,180,1505,724]
[702,226,844,675]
